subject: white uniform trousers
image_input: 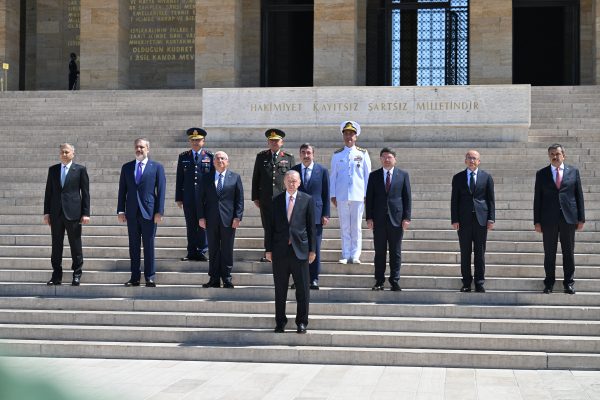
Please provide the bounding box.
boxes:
[338,200,364,260]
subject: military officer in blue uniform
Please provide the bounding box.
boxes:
[252,129,295,262]
[330,121,371,264]
[176,127,214,261]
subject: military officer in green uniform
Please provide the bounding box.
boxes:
[252,129,295,262]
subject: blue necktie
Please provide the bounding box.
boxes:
[60,166,67,187]
[135,162,143,185]
[304,167,310,185]
[217,173,223,196]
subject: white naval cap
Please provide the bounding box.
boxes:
[340,120,361,136]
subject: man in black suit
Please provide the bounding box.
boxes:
[365,147,411,291]
[266,170,316,334]
[43,143,90,286]
[198,151,244,288]
[534,144,585,295]
[451,150,495,293]
[292,143,329,290]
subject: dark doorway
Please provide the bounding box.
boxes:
[513,0,579,85]
[261,0,314,87]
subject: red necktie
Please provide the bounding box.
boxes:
[556,167,562,189]
[385,171,391,193]
[287,195,294,244]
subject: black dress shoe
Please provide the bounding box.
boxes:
[310,280,319,290]
[223,282,234,288]
[197,254,209,262]
[371,283,384,291]
[390,282,402,292]
[145,280,156,287]
[460,286,471,292]
[475,284,485,293]
[124,280,140,287]
[180,256,196,261]
[72,276,81,286]
[543,286,553,294]
[564,285,576,295]
[297,323,307,334]
[202,280,220,288]
[290,283,296,289]
[260,257,271,262]
[274,325,285,333]
[46,279,62,286]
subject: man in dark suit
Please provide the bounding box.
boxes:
[451,150,495,293]
[176,127,213,262]
[292,143,329,290]
[365,147,411,291]
[198,151,244,288]
[252,129,295,262]
[534,143,585,295]
[266,170,316,334]
[117,138,166,287]
[43,143,90,286]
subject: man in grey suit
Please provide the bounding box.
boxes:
[199,151,244,288]
[534,143,585,294]
[44,143,90,286]
[266,170,316,334]
[451,150,495,293]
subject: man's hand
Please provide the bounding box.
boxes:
[154,213,163,224]
[402,219,410,230]
[265,252,272,262]
[452,223,459,230]
[331,197,337,208]
[322,216,329,226]
[232,218,241,229]
[43,214,51,226]
[577,222,585,231]
[118,214,127,223]
[367,219,374,230]
[254,200,260,208]
[534,223,542,233]
[487,221,494,230]
[81,216,90,225]
[176,201,183,209]
[308,252,316,264]
[199,218,206,229]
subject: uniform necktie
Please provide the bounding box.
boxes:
[556,167,562,189]
[194,152,199,164]
[304,167,310,186]
[217,173,223,196]
[385,171,391,193]
[287,195,294,222]
[272,152,277,164]
[135,162,143,185]
[469,171,476,193]
[61,165,67,187]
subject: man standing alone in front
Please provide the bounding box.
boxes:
[534,144,585,294]
[44,143,90,286]
[451,150,495,293]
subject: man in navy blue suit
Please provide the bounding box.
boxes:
[198,151,244,288]
[365,147,411,291]
[292,143,329,290]
[451,150,495,293]
[534,144,585,294]
[117,138,166,287]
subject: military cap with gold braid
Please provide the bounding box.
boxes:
[265,128,286,140]
[187,127,207,140]
[340,120,361,136]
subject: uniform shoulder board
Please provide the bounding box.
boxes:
[179,150,191,156]
[334,147,345,154]
[204,149,214,156]
[283,151,293,157]
[356,146,367,153]
[259,149,271,155]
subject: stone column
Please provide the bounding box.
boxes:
[470,0,512,84]
[80,0,129,89]
[314,0,358,86]
[594,0,600,83]
[0,0,20,90]
[195,0,242,88]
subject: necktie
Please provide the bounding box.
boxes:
[272,152,277,165]
[194,152,198,164]
[287,195,294,222]
[135,162,143,185]
[556,167,562,189]
[217,173,223,196]
[385,171,391,193]
[469,171,475,193]
[60,165,67,187]
[304,167,310,186]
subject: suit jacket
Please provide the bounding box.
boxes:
[266,191,316,260]
[117,159,166,220]
[534,164,585,225]
[44,163,90,221]
[451,169,495,227]
[198,170,244,227]
[365,168,411,227]
[292,163,330,224]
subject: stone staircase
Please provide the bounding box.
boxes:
[0,87,599,369]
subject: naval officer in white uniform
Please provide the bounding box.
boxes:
[330,121,371,264]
